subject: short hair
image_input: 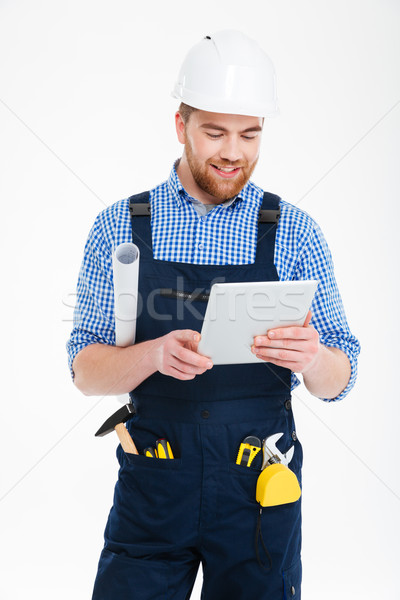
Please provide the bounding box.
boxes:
[178,102,198,124]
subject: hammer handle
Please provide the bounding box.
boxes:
[114,423,138,455]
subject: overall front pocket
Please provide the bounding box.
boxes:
[123,451,182,469]
[109,452,195,548]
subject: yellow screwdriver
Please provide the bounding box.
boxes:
[156,438,174,459]
[144,447,158,458]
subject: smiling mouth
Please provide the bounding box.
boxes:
[210,164,241,178]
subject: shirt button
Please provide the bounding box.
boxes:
[201,410,210,419]
[291,431,297,442]
[290,585,296,596]
[201,216,207,222]
[284,399,292,411]
[198,243,204,250]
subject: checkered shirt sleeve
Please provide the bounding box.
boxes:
[276,201,360,401]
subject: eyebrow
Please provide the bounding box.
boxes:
[200,123,262,133]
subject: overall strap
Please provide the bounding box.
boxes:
[128,191,153,259]
[258,191,281,224]
[255,191,281,266]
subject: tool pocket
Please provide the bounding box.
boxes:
[123,413,182,462]
[228,463,260,507]
[118,444,182,469]
[124,451,182,469]
[283,557,302,599]
[112,446,192,548]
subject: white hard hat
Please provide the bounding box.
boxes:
[172,30,278,118]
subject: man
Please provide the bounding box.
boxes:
[67,30,360,599]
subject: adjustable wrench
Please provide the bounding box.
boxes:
[261,432,295,470]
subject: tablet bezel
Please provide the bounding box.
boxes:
[197,280,319,365]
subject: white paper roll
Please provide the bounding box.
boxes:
[112,242,140,405]
[113,242,140,347]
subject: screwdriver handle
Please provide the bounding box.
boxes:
[156,438,174,459]
[144,447,158,458]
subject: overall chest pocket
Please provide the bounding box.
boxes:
[136,273,214,339]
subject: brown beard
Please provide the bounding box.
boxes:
[184,138,258,201]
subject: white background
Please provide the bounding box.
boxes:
[0,1,399,598]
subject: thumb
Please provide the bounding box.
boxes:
[175,329,200,344]
[303,310,312,327]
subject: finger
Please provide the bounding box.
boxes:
[169,366,197,381]
[174,329,201,344]
[172,346,212,369]
[252,339,311,352]
[170,356,209,375]
[254,347,303,363]
[259,357,304,372]
[303,310,312,327]
[265,325,313,341]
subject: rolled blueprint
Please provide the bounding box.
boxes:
[113,242,140,347]
[112,242,140,404]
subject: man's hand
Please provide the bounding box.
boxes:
[151,330,213,381]
[251,311,320,374]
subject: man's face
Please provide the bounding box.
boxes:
[176,110,263,204]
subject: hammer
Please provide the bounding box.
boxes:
[95,403,138,455]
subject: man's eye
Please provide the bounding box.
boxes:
[242,135,257,140]
[206,133,222,139]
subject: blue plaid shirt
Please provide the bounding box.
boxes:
[67,162,360,401]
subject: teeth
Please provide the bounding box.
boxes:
[214,166,237,172]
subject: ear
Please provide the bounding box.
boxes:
[175,111,186,144]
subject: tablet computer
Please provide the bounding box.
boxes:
[197,280,318,365]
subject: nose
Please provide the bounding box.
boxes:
[219,135,243,164]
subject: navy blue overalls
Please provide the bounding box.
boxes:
[92,191,303,599]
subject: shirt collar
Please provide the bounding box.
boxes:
[167,159,254,211]
[167,160,185,206]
